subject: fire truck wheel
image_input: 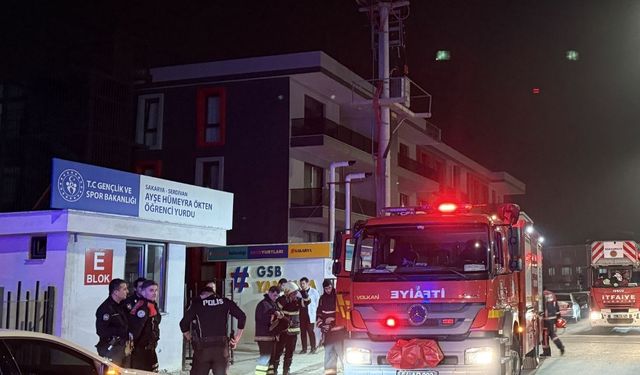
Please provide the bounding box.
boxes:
[502,332,522,375]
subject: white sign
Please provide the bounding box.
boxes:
[604,241,624,258]
[138,175,233,229]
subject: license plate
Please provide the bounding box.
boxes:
[613,314,629,318]
[396,371,438,375]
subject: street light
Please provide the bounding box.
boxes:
[345,172,372,232]
[329,161,355,242]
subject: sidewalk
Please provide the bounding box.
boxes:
[229,342,325,375]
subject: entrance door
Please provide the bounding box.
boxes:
[125,242,167,310]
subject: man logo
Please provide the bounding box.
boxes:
[57,169,85,202]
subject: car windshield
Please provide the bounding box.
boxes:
[352,223,491,280]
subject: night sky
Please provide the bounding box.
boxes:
[4,1,640,245]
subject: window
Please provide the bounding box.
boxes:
[30,236,47,260]
[452,165,461,188]
[196,157,224,190]
[303,230,323,242]
[576,267,582,274]
[561,266,572,276]
[4,338,98,375]
[134,160,162,177]
[304,163,323,189]
[125,242,167,311]
[304,95,324,119]
[399,193,409,207]
[399,143,409,157]
[548,267,556,276]
[197,87,226,146]
[136,94,164,149]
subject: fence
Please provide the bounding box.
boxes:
[0,280,56,334]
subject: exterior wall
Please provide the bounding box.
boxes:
[161,243,187,371]
[0,232,69,336]
[225,258,333,345]
[542,244,589,292]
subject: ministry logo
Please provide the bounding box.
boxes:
[57,168,85,202]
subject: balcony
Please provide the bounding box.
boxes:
[289,188,376,218]
[397,153,440,181]
[291,117,375,154]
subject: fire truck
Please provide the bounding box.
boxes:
[588,240,640,329]
[331,202,543,375]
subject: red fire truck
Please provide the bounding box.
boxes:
[332,202,543,375]
[588,240,640,330]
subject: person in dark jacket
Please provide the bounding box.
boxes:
[542,286,565,356]
[317,279,345,375]
[124,277,146,311]
[254,286,283,375]
[273,282,302,375]
[95,278,130,367]
[129,280,162,372]
[180,285,246,375]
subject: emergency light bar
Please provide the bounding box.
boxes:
[382,202,473,216]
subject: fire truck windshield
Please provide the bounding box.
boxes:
[593,266,640,287]
[352,223,491,281]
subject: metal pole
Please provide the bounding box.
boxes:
[329,161,355,242]
[345,173,372,232]
[376,2,392,214]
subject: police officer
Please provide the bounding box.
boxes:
[129,280,162,372]
[180,285,246,375]
[124,277,146,311]
[273,282,302,375]
[542,286,565,356]
[95,278,131,367]
[254,286,283,375]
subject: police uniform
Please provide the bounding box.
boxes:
[254,293,279,375]
[273,293,301,375]
[124,292,143,312]
[129,298,162,372]
[179,293,247,375]
[543,289,565,356]
[95,296,130,367]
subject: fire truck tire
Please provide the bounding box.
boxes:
[523,338,540,370]
[501,332,522,375]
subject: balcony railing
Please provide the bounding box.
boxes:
[397,153,440,181]
[289,188,376,217]
[291,118,375,154]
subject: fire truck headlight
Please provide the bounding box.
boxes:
[345,347,371,365]
[590,311,602,320]
[464,347,494,365]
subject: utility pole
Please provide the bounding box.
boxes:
[329,160,356,242]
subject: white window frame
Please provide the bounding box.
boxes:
[136,93,164,150]
[195,156,225,190]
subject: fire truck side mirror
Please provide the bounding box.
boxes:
[498,203,521,225]
[333,231,344,260]
[332,260,342,276]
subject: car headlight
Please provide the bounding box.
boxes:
[464,347,494,365]
[590,311,602,320]
[345,347,371,365]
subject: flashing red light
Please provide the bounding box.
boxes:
[385,317,397,328]
[441,318,455,326]
[438,203,458,213]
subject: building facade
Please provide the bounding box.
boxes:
[542,244,589,292]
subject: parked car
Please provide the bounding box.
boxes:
[0,329,155,375]
[556,292,581,322]
[571,291,591,318]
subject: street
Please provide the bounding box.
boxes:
[529,319,640,375]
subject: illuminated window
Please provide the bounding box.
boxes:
[562,266,572,276]
[399,193,409,207]
[125,242,168,311]
[136,94,164,149]
[548,267,556,276]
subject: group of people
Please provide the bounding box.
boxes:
[95,276,343,375]
[256,277,345,375]
[95,277,162,371]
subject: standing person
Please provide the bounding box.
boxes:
[180,285,246,375]
[542,286,565,356]
[298,277,319,354]
[273,282,302,375]
[95,278,131,367]
[317,279,345,375]
[254,286,283,375]
[129,280,162,372]
[277,278,288,296]
[124,277,146,311]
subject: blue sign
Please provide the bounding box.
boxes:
[205,247,248,261]
[51,159,140,216]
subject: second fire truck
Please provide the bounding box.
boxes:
[588,240,640,330]
[332,202,543,375]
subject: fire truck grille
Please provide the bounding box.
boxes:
[607,318,634,324]
[377,355,459,365]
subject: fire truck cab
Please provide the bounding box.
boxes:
[332,202,543,375]
[588,241,640,329]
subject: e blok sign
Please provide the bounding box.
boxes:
[85,249,113,285]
